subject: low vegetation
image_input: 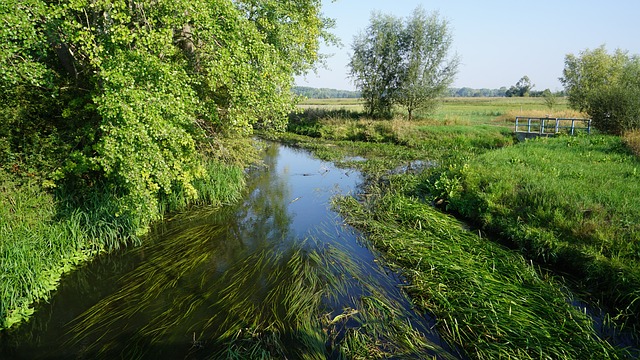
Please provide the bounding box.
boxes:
[432,135,640,329]
[0,159,246,331]
[277,96,640,358]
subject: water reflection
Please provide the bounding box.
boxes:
[1,142,461,359]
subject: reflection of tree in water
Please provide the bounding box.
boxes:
[230,142,296,252]
[42,142,301,358]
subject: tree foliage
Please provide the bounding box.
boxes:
[349,12,404,118]
[505,76,533,97]
[348,7,458,119]
[394,8,458,120]
[0,0,331,235]
[561,46,640,134]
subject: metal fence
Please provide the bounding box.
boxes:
[514,117,592,136]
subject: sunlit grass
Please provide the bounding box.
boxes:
[333,185,629,359]
[434,135,640,331]
[0,158,247,331]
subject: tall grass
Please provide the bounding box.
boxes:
[333,184,629,359]
[435,135,640,330]
[0,171,92,329]
[0,158,247,331]
[623,129,640,157]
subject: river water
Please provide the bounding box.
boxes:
[1,142,461,359]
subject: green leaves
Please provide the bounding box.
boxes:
[0,0,331,235]
[561,46,640,134]
[349,7,458,119]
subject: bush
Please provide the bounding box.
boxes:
[561,46,640,134]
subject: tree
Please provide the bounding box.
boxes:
[560,45,640,134]
[348,7,458,119]
[394,8,458,120]
[0,0,332,234]
[542,89,558,112]
[349,12,404,118]
[505,76,534,97]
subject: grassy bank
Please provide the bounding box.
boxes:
[334,182,627,359]
[435,134,640,328]
[276,97,638,357]
[0,157,247,331]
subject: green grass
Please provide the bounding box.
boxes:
[297,96,583,125]
[0,170,92,329]
[333,183,628,359]
[0,158,247,331]
[276,97,639,357]
[437,134,640,328]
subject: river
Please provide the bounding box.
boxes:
[1,142,461,359]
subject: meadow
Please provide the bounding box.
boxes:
[277,96,640,358]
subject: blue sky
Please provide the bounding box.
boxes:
[295,0,640,91]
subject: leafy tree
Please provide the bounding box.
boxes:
[394,8,458,120]
[505,76,534,97]
[542,89,558,112]
[349,12,404,118]
[561,46,640,134]
[0,0,331,235]
[348,8,458,119]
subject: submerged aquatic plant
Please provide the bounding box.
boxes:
[64,213,460,359]
[333,188,630,359]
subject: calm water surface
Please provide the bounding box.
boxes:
[1,143,460,359]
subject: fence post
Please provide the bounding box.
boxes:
[515,117,519,132]
[555,118,560,133]
[587,119,591,134]
[540,119,545,134]
[571,119,575,135]
[527,118,532,132]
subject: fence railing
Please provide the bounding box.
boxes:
[514,117,592,136]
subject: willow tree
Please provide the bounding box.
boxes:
[395,8,458,120]
[0,0,332,235]
[348,7,458,120]
[561,46,640,134]
[349,12,404,118]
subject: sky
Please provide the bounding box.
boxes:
[295,0,640,92]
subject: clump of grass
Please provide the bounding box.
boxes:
[435,135,640,330]
[0,155,248,330]
[0,171,93,330]
[623,129,640,158]
[333,187,629,359]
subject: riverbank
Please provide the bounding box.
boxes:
[276,97,639,357]
[0,156,247,331]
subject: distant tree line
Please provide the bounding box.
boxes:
[292,86,361,98]
[294,85,565,99]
